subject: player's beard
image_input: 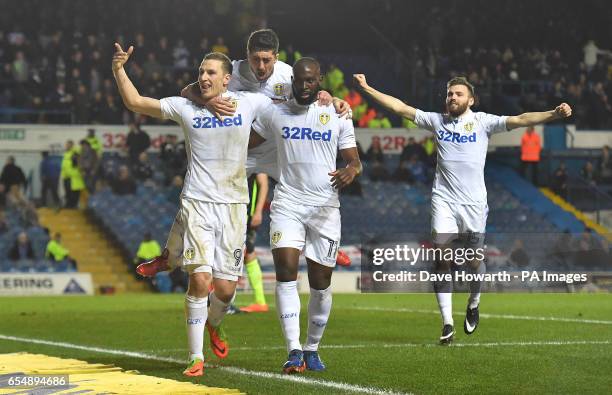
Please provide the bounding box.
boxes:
[447,100,469,117]
[293,85,319,105]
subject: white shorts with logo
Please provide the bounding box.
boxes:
[431,195,488,246]
[166,198,247,281]
[269,200,341,267]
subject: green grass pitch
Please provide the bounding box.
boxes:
[1,293,611,394]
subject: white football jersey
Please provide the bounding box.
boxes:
[252,100,356,208]
[160,92,271,204]
[414,109,508,205]
[229,59,293,180]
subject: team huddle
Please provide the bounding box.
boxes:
[112,29,571,376]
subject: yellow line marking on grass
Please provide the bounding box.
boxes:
[0,335,408,395]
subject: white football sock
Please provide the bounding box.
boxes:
[304,286,332,352]
[208,291,234,328]
[468,262,485,309]
[185,294,207,361]
[276,281,301,352]
[436,292,454,326]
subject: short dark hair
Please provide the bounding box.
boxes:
[247,29,279,54]
[447,76,475,97]
[202,52,233,74]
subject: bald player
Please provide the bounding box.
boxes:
[250,58,362,373]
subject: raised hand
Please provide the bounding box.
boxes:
[554,103,572,118]
[112,43,134,72]
[352,74,369,90]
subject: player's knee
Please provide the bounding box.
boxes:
[275,264,298,282]
[307,260,333,290]
[187,272,212,297]
[309,274,331,290]
[212,279,237,303]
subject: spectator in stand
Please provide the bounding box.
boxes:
[344,89,363,111]
[79,140,99,193]
[323,64,345,97]
[551,162,569,199]
[583,40,611,73]
[166,175,183,205]
[211,37,229,55]
[8,231,35,261]
[358,107,377,128]
[61,140,77,208]
[392,160,414,183]
[367,112,392,128]
[366,139,385,163]
[66,151,85,208]
[111,165,137,195]
[509,239,530,268]
[143,52,163,80]
[581,160,597,185]
[422,136,436,165]
[136,232,162,262]
[134,232,161,273]
[160,134,186,181]
[132,152,154,182]
[520,126,541,185]
[126,122,151,164]
[597,145,612,184]
[278,44,302,65]
[173,39,190,68]
[0,156,26,191]
[0,184,6,209]
[40,151,61,207]
[45,232,77,270]
[85,128,103,157]
[573,228,609,268]
[589,82,612,129]
[7,184,38,226]
[400,137,427,164]
[99,94,122,124]
[369,159,391,182]
[406,154,428,183]
[0,210,8,233]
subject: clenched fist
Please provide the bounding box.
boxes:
[554,103,572,118]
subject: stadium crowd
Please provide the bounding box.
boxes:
[1,1,611,128]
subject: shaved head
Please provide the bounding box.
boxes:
[293,57,320,74]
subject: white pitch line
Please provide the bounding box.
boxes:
[150,340,612,353]
[0,334,407,395]
[340,306,612,325]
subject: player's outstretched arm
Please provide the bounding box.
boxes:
[112,43,162,119]
[353,74,417,121]
[329,148,362,189]
[506,103,572,130]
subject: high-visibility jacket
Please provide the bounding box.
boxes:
[521,132,541,162]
